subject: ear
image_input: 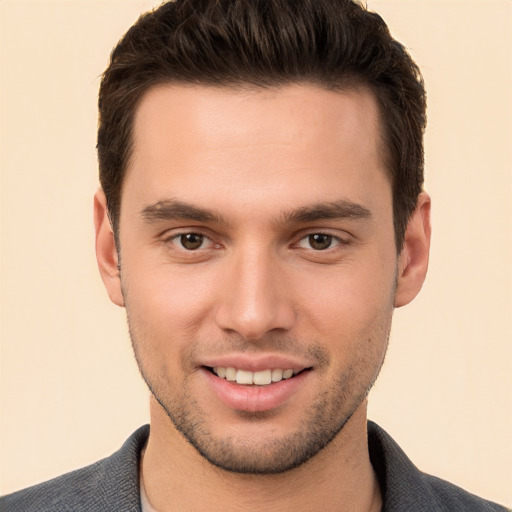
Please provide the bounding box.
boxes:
[94,189,124,307]
[395,192,431,308]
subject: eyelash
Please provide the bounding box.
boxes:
[163,231,349,253]
[295,232,349,251]
[165,232,217,251]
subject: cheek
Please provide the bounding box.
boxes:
[291,258,396,357]
[121,260,219,340]
[122,272,198,388]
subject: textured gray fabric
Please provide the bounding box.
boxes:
[367,421,509,511]
[1,425,148,512]
[1,422,508,511]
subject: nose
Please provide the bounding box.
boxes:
[214,246,296,340]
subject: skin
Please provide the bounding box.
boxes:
[95,84,430,511]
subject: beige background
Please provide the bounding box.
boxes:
[1,0,511,505]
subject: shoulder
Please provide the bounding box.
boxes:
[0,425,149,512]
[367,421,509,512]
[420,472,510,512]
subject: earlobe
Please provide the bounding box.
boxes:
[394,192,431,308]
[94,189,124,307]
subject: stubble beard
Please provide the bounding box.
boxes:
[148,367,380,474]
[127,319,390,475]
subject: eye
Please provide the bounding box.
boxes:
[298,233,338,250]
[161,230,221,260]
[173,233,209,250]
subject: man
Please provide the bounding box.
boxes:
[1,0,508,510]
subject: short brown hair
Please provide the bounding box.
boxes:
[98,0,426,251]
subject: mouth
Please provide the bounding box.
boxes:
[201,364,312,412]
[205,366,309,386]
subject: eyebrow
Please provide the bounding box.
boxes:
[141,199,226,224]
[278,200,372,224]
[140,198,372,226]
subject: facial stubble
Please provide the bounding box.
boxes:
[124,304,392,475]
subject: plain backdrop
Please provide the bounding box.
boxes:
[1,0,511,506]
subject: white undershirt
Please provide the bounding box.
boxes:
[140,472,159,512]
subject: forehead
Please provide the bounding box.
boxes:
[130,83,382,162]
[124,84,389,218]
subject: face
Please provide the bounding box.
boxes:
[95,84,429,474]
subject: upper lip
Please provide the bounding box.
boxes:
[200,354,312,373]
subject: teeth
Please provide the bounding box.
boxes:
[225,367,237,382]
[253,369,272,385]
[212,367,297,385]
[271,368,283,382]
[236,370,253,385]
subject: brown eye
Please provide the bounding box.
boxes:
[180,233,204,250]
[308,233,333,250]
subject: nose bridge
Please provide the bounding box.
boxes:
[215,241,295,339]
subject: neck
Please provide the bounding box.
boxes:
[141,398,381,512]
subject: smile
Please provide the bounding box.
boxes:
[211,367,299,385]
[202,365,311,412]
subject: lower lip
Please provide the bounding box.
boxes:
[201,368,310,413]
